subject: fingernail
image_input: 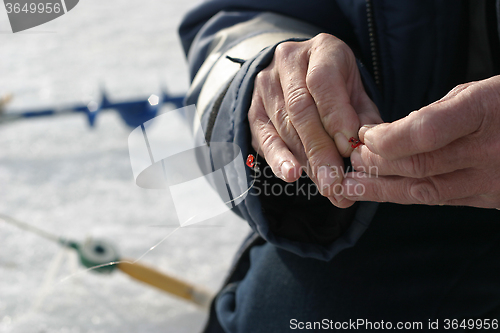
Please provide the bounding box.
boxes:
[334,132,350,156]
[317,165,339,189]
[280,161,294,181]
[358,124,378,139]
[359,124,381,154]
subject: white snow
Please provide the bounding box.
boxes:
[0,1,251,332]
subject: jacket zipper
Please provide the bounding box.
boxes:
[366,0,382,90]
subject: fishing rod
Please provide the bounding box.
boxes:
[0,90,185,128]
[0,213,213,308]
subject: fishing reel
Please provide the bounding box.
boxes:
[65,238,120,274]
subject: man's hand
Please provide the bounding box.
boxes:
[248,33,382,207]
[342,75,500,209]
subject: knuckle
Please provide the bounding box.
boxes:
[286,87,314,116]
[400,153,432,178]
[275,42,297,60]
[312,33,340,47]
[248,105,258,123]
[273,105,287,121]
[310,33,355,66]
[454,83,471,94]
[437,83,473,104]
[305,66,325,92]
[321,112,342,135]
[409,178,441,204]
[313,32,331,42]
[304,140,331,166]
[261,131,278,155]
[248,96,263,124]
[273,106,292,132]
[248,107,256,123]
[304,67,339,114]
[254,69,270,86]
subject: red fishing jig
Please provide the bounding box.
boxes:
[349,137,362,149]
[246,154,255,168]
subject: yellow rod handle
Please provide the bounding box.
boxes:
[117,259,213,308]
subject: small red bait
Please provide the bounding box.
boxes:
[349,137,362,149]
[246,154,255,168]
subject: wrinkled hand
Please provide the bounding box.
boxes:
[343,75,500,209]
[248,33,382,207]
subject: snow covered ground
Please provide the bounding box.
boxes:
[0,1,251,332]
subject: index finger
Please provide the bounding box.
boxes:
[275,41,345,198]
[360,83,483,160]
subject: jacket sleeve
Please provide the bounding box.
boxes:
[179,1,380,261]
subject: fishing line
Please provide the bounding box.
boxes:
[0,213,180,283]
[129,226,181,263]
[57,225,182,284]
[0,108,283,306]
[220,108,281,206]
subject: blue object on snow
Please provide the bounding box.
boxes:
[0,89,185,128]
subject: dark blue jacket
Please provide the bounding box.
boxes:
[180,0,500,260]
[179,2,500,331]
